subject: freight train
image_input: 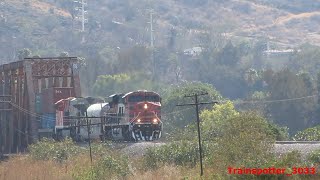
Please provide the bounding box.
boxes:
[51,90,162,141]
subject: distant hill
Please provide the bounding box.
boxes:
[0,0,320,61]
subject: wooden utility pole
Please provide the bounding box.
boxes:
[177,92,218,176]
[85,111,93,165]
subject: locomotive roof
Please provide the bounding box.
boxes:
[122,90,160,98]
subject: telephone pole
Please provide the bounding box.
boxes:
[85,111,93,165]
[177,93,218,176]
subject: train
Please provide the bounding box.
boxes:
[52,90,162,141]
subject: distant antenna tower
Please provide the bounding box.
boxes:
[147,9,156,79]
[266,41,270,60]
[149,10,154,48]
[73,0,88,43]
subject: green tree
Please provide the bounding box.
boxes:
[293,126,320,141]
[161,82,223,138]
[92,73,159,97]
[207,112,275,172]
[288,43,320,76]
[268,69,317,133]
[200,101,239,140]
[93,74,131,97]
[217,41,240,66]
[167,53,181,83]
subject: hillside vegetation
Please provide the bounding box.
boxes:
[1,0,320,62]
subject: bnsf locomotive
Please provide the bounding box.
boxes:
[54,90,162,141]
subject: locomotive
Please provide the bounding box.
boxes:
[54,90,162,141]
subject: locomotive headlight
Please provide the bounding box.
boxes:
[153,118,158,123]
[144,104,148,109]
[137,119,141,123]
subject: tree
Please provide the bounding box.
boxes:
[117,46,151,74]
[288,44,320,76]
[200,101,239,140]
[161,82,223,138]
[18,48,32,60]
[244,68,259,87]
[59,52,69,57]
[168,27,177,49]
[294,126,320,141]
[267,69,317,133]
[203,111,275,172]
[167,53,181,83]
[92,74,131,97]
[214,112,274,165]
[92,73,159,97]
[217,41,240,66]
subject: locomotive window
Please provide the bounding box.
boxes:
[128,96,144,102]
[145,96,160,102]
[128,95,160,102]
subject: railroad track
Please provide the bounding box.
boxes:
[275,141,320,144]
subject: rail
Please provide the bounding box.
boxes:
[275,141,320,144]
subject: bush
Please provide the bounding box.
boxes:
[293,126,320,141]
[267,123,289,141]
[72,154,131,180]
[29,138,83,163]
[308,149,320,165]
[143,141,200,169]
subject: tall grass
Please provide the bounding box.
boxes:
[0,156,72,180]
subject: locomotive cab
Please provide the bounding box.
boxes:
[123,90,162,141]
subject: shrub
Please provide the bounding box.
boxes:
[293,126,320,141]
[29,138,83,163]
[143,141,199,169]
[206,112,275,172]
[72,154,131,180]
[308,149,320,165]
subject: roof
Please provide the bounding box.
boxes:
[122,90,160,98]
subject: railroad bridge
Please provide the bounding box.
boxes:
[0,57,81,153]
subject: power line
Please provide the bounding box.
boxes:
[0,93,317,124]
[234,94,317,104]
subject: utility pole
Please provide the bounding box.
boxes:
[85,111,93,165]
[177,93,218,177]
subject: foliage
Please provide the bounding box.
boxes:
[92,73,160,97]
[293,126,320,141]
[59,51,69,57]
[28,139,130,180]
[267,122,289,141]
[288,44,320,76]
[200,101,239,140]
[18,48,32,60]
[143,141,199,169]
[308,149,320,164]
[206,112,275,172]
[28,138,83,163]
[160,81,223,138]
[73,154,131,180]
[267,69,317,133]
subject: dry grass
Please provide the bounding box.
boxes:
[129,166,185,180]
[0,155,206,180]
[0,156,72,180]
